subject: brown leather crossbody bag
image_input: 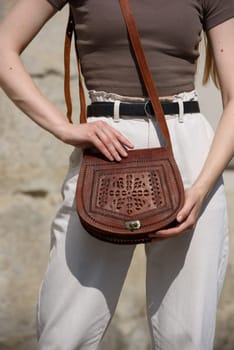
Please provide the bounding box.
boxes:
[64,0,185,244]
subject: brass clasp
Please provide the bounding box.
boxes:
[125,220,141,231]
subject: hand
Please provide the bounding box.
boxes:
[56,120,134,161]
[150,185,206,240]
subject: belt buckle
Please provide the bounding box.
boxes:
[144,100,153,117]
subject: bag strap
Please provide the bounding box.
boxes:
[119,0,172,150]
[64,1,172,151]
[64,8,86,124]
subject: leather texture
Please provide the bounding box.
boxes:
[76,148,184,244]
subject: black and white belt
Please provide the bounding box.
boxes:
[87,100,200,117]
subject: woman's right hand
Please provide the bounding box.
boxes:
[56,120,134,162]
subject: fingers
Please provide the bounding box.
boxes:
[86,120,134,161]
[150,188,204,240]
[154,219,194,238]
[93,124,131,161]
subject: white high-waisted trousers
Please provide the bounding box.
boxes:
[37,90,229,350]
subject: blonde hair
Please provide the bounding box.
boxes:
[202,34,219,87]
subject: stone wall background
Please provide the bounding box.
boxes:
[0,2,233,349]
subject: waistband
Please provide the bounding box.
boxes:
[89,89,198,103]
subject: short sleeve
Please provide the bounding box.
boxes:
[202,0,234,31]
[47,0,68,11]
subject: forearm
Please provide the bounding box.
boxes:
[193,98,234,195]
[0,50,68,140]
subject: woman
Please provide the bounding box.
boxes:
[0,0,233,349]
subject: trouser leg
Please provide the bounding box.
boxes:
[145,186,229,350]
[37,156,135,350]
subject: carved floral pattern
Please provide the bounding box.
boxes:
[97,172,165,216]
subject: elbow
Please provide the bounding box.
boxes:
[221,93,234,117]
[222,93,234,109]
[0,52,5,87]
[0,53,7,88]
[0,43,8,85]
[0,45,18,88]
[220,82,234,108]
[0,33,18,81]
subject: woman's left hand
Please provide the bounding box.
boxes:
[151,185,206,240]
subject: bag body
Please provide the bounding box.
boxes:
[76,146,184,244]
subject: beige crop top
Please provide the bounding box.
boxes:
[47,0,234,97]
